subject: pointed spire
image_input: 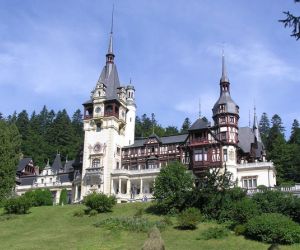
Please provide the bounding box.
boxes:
[220,49,229,83]
[107,5,114,55]
[253,105,262,143]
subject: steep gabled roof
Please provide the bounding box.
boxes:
[238,127,255,153]
[16,158,32,172]
[51,154,63,172]
[98,64,120,100]
[189,118,210,131]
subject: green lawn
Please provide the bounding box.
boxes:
[0,203,299,250]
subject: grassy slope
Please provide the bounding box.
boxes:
[0,203,299,250]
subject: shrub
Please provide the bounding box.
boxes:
[83,193,116,213]
[4,196,31,214]
[252,190,300,223]
[245,213,300,244]
[234,224,246,236]
[24,189,53,206]
[59,189,68,205]
[219,198,261,226]
[177,207,202,230]
[94,217,166,232]
[142,226,165,250]
[153,161,194,213]
[198,226,229,240]
[89,209,98,217]
[73,209,84,217]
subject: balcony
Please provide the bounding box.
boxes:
[111,168,161,176]
[237,161,274,170]
[190,138,210,146]
[85,167,103,174]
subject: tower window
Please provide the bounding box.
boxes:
[230,116,234,123]
[221,132,227,141]
[92,159,100,168]
[223,149,228,162]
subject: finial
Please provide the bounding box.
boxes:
[249,110,251,127]
[220,46,229,83]
[110,4,114,35]
[199,98,202,118]
[107,5,114,54]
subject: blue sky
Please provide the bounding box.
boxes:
[0,0,299,135]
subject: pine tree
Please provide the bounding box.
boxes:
[289,119,300,144]
[181,118,191,133]
[265,114,285,152]
[165,126,179,136]
[259,112,270,145]
[0,120,21,202]
[72,109,83,137]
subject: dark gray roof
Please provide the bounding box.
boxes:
[160,134,188,144]
[17,158,32,172]
[238,127,255,153]
[51,154,63,172]
[64,160,75,172]
[212,91,238,116]
[148,133,162,143]
[124,139,146,148]
[19,176,36,186]
[98,64,120,100]
[58,173,74,183]
[189,118,210,131]
[123,134,188,149]
[83,99,92,105]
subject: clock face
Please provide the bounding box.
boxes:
[95,107,101,113]
[94,143,101,153]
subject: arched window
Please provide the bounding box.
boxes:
[92,159,100,168]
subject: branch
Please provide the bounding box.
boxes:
[279,11,300,40]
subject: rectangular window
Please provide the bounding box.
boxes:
[223,149,228,162]
[116,147,120,155]
[221,132,227,141]
[242,177,257,189]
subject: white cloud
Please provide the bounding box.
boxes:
[207,42,300,82]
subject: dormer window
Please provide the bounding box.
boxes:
[219,104,225,113]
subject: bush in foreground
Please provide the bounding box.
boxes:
[219,197,261,226]
[197,226,229,240]
[83,193,116,213]
[245,213,300,244]
[24,189,53,206]
[142,226,165,250]
[4,196,31,214]
[177,207,202,230]
[59,189,68,205]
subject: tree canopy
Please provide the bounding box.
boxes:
[0,120,21,202]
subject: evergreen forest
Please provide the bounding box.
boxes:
[1,108,300,184]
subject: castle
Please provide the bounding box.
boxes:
[15,21,276,204]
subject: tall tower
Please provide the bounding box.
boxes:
[212,53,239,177]
[80,14,136,198]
